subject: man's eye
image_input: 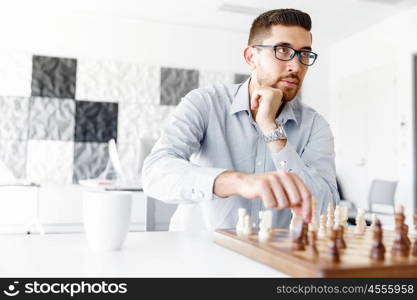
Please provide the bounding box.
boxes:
[276,47,289,54]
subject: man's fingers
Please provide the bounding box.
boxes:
[276,171,302,207]
[250,92,261,109]
[290,173,312,222]
[260,185,278,209]
[269,176,290,209]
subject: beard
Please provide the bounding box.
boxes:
[255,71,301,102]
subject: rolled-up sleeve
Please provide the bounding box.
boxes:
[269,116,340,215]
[142,91,227,204]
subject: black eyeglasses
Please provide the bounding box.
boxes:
[252,45,318,66]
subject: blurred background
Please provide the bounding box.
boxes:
[0,0,416,233]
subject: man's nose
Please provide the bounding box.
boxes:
[286,56,302,73]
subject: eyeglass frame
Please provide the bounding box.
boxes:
[251,44,318,66]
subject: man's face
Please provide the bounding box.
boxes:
[251,25,312,102]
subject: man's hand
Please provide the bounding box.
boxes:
[250,87,283,134]
[214,171,312,222]
[250,86,287,151]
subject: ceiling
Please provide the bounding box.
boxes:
[3,0,417,44]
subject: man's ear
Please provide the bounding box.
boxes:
[243,46,256,70]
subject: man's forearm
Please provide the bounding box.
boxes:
[213,171,247,198]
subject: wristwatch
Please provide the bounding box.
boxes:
[263,124,287,143]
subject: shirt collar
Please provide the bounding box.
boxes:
[229,77,299,126]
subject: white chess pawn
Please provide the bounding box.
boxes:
[310,198,318,231]
[242,215,253,236]
[326,202,335,230]
[318,214,327,238]
[370,213,377,229]
[289,210,302,233]
[354,208,366,235]
[236,208,247,235]
[258,211,272,241]
[334,205,341,227]
[341,206,349,228]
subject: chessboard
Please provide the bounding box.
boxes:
[213,226,417,277]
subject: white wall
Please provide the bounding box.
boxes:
[329,6,417,222]
[0,8,251,232]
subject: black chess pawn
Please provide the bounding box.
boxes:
[370,219,385,261]
[336,225,346,249]
[412,213,417,257]
[392,222,409,258]
[307,230,318,257]
[327,228,340,263]
[302,222,309,246]
[291,222,306,251]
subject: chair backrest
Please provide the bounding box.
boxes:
[368,179,398,212]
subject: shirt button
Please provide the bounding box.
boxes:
[199,191,205,199]
[279,160,287,168]
[257,161,262,166]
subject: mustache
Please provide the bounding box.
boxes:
[278,74,300,83]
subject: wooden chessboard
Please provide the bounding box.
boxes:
[213,227,417,277]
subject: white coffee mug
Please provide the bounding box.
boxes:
[82,190,132,252]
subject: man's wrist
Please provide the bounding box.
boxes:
[258,121,278,135]
[214,171,248,198]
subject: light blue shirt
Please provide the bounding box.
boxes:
[142,78,340,231]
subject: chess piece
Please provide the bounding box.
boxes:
[326,202,335,230]
[289,210,302,233]
[242,215,253,236]
[334,205,341,227]
[370,218,385,261]
[354,208,366,235]
[310,198,318,232]
[404,224,411,248]
[392,207,409,257]
[307,230,318,257]
[258,211,272,242]
[236,208,247,235]
[291,222,306,251]
[327,228,340,263]
[413,213,417,235]
[413,238,417,257]
[336,225,346,249]
[370,213,377,230]
[413,213,417,257]
[318,215,327,238]
[341,206,349,229]
[302,222,309,246]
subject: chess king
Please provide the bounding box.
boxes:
[142,9,340,231]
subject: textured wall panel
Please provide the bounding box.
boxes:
[198,70,234,88]
[0,139,27,178]
[31,55,77,99]
[160,67,198,106]
[0,96,29,140]
[117,142,142,181]
[29,97,75,141]
[76,60,160,103]
[234,73,250,84]
[26,140,74,184]
[73,142,108,183]
[118,103,174,143]
[118,138,157,181]
[0,51,32,96]
[74,101,118,143]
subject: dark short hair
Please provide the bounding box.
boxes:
[248,9,312,45]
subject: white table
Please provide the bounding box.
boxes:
[0,231,287,277]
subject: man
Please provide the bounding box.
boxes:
[142,9,340,231]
